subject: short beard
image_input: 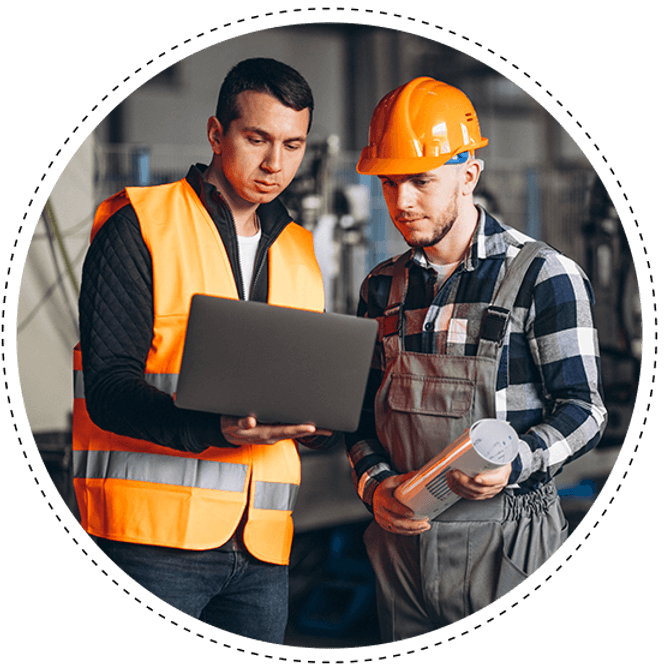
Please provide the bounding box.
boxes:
[398,198,459,250]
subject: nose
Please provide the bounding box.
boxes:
[261,143,282,174]
[393,182,416,212]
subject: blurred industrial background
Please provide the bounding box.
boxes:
[18,24,640,648]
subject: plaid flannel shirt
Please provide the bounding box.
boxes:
[346,207,607,506]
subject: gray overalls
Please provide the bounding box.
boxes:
[364,242,568,641]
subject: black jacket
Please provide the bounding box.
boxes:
[78,164,333,453]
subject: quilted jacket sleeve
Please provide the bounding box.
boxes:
[78,204,233,452]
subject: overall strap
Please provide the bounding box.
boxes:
[477,241,548,358]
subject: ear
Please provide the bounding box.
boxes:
[460,160,482,197]
[207,116,224,154]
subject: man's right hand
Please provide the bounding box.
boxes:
[372,473,431,536]
[220,415,332,446]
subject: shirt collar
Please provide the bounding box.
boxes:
[185,163,292,237]
[187,163,224,212]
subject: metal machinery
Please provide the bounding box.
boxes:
[583,177,641,445]
[280,135,372,316]
[549,176,641,530]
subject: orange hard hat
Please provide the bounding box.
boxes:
[356,76,488,175]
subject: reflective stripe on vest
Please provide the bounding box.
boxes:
[74,449,248,492]
[73,450,298,513]
[253,481,299,511]
[73,179,324,561]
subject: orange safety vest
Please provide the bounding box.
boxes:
[72,178,325,564]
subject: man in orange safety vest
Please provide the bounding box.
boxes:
[74,58,336,643]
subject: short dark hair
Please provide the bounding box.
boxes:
[215,57,314,133]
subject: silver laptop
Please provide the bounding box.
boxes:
[174,294,378,433]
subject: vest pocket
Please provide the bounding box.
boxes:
[386,374,474,417]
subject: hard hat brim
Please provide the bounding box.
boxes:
[356,155,451,176]
[356,137,488,176]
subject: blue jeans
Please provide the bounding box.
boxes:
[94,537,289,643]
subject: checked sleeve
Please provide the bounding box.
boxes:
[508,250,607,487]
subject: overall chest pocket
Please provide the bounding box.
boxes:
[386,374,474,418]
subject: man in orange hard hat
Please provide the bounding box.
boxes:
[346,77,606,641]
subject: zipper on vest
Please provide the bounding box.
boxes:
[248,214,288,302]
[250,248,268,302]
[227,206,289,303]
[228,210,246,301]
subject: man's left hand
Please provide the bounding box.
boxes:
[447,463,512,500]
[220,415,332,446]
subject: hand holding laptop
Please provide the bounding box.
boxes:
[175,295,378,433]
[220,415,333,446]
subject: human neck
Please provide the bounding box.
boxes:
[203,163,260,237]
[234,209,261,237]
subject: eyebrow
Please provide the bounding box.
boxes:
[244,126,307,144]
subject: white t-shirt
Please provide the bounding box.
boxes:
[237,228,261,300]
[427,257,460,293]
